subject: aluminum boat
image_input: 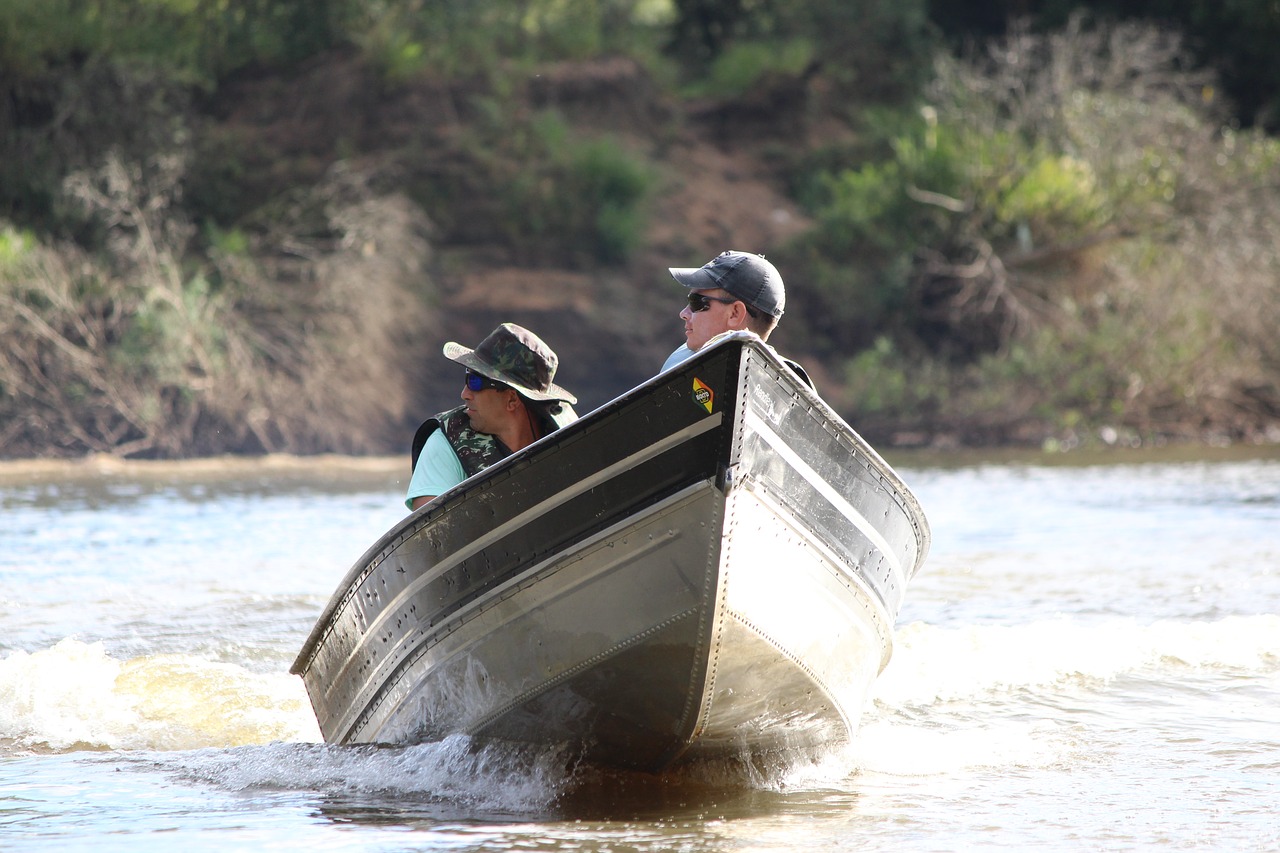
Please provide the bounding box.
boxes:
[291,333,930,771]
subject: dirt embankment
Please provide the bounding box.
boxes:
[203,54,823,423]
[17,50,1275,458]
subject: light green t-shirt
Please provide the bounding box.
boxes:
[404,429,466,509]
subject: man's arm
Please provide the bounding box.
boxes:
[405,430,466,510]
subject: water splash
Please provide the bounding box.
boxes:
[155,736,576,817]
[844,613,1280,778]
[0,638,320,752]
[876,614,1280,706]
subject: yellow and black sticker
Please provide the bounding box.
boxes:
[692,377,714,413]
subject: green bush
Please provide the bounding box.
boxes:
[356,0,672,81]
[840,336,942,416]
[667,0,933,101]
[502,113,653,266]
[0,227,36,266]
[784,113,972,353]
[996,154,1107,239]
[792,17,1280,445]
[789,20,1215,361]
[1,0,350,84]
[680,38,814,99]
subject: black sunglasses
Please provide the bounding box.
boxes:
[464,370,509,392]
[687,292,738,313]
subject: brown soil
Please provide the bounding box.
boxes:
[205,53,829,419]
[170,53,1280,453]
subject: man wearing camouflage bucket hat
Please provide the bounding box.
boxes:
[405,323,578,510]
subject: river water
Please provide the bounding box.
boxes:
[1,447,1277,851]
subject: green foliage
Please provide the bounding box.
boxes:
[108,273,228,388]
[786,113,973,351]
[355,0,671,81]
[0,227,37,267]
[502,113,654,266]
[668,0,933,102]
[354,2,493,80]
[204,225,250,256]
[996,155,1107,236]
[569,140,653,263]
[0,0,349,84]
[789,19,1223,361]
[1,0,679,86]
[0,1,85,74]
[840,336,944,416]
[680,38,814,99]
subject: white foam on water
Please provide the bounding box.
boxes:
[0,637,321,752]
[874,613,1280,706]
[818,613,1280,780]
[5,613,1275,814]
[159,736,575,814]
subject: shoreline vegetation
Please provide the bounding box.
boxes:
[3,2,1279,461]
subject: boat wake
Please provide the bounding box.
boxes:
[0,638,852,817]
[0,638,319,753]
[7,613,1272,817]
[161,737,864,821]
[164,737,578,817]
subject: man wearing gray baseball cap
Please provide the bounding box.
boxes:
[662,250,813,387]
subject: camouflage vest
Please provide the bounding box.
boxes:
[409,401,578,477]
[410,405,508,478]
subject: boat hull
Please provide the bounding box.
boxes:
[292,335,929,771]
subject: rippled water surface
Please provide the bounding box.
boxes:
[2,448,1277,851]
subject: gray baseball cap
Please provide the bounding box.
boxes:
[668,250,785,319]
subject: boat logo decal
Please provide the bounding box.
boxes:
[692,377,714,413]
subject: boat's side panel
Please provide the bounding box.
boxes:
[667,344,924,761]
[293,345,748,746]
[738,347,928,620]
[685,486,889,758]
[426,484,728,769]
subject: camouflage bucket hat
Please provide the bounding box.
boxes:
[444,323,577,404]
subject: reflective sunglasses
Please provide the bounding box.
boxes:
[686,292,738,313]
[464,370,509,392]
